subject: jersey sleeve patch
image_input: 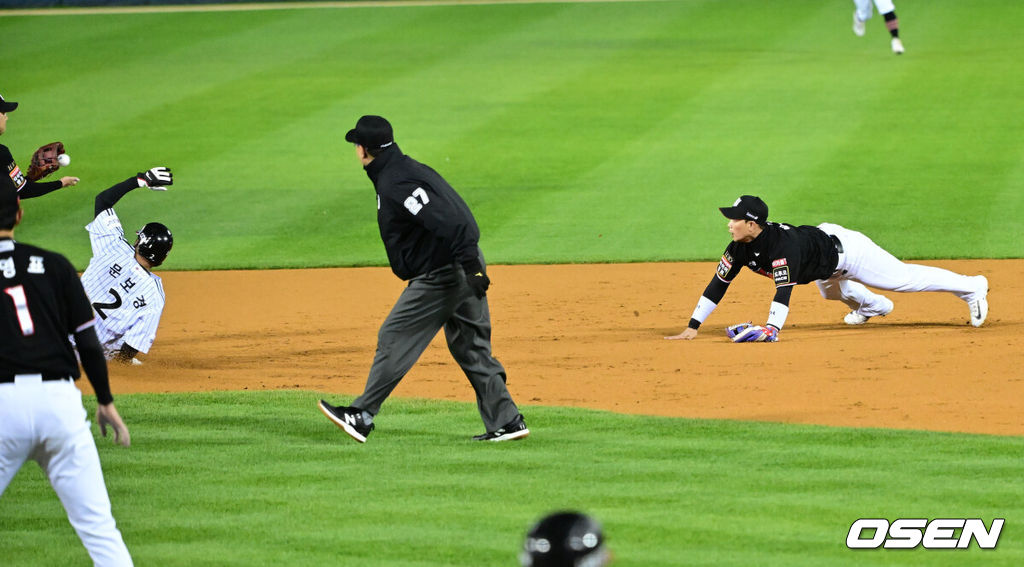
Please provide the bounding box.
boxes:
[716,253,734,279]
[772,265,792,286]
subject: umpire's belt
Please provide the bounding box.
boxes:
[829,234,844,254]
[0,373,73,384]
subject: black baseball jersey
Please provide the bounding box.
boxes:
[0,238,95,377]
[1,143,62,199]
[363,144,482,280]
[716,222,838,287]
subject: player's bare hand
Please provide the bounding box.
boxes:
[60,176,80,187]
[96,403,131,447]
[665,328,698,340]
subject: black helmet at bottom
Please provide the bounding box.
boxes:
[136,222,173,267]
[520,511,609,567]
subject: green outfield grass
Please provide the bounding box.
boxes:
[2,0,1022,270]
[0,391,1021,566]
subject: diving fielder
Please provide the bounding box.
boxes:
[80,168,174,364]
[667,195,989,342]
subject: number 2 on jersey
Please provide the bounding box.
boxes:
[92,288,123,320]
[4,285,36,336]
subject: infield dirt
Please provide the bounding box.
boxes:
[96,260,1023,436]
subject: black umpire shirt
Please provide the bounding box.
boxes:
[364,144,482,280]
[2,144,63,199]
[690,222,839,330]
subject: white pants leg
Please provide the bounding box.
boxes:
[1,378,133,567]
[817,223,984,315]
[853,0,874,21]
[874,0,896,16]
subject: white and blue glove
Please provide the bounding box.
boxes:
[726,323,779,343]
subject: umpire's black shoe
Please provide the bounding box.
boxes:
[318,400,374,443]
[473,413,529,442]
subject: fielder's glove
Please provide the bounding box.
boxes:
[727,323,779,343]
[137,167,173,190]
[26,141,65,182]
[463,260,490,298]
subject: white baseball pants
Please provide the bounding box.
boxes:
[815,223,985,317]
[854,0,896,21]
[0,376,133,567]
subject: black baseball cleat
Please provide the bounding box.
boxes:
[318,400,374,443]
[473,413,529,442]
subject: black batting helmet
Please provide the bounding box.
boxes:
[135,222,173,267]
[520,511,609,567]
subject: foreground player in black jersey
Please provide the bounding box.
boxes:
[319,115,528,443]
[0,183,133,565]
[667,196,989,342]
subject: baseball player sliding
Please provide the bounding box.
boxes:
[80,168,174,364]
[666,196,989,343]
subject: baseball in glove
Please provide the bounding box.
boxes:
[26,141,65,182]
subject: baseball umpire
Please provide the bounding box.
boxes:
[319,115,528,443]
[80,168,174,364]
[520,511,611,567]
[666,195,989,342]
[0,182,134,565]
[1,93,80,198]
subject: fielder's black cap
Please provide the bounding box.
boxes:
[0,93,18,113]
[720,195,769,223]
[345,115,394,150]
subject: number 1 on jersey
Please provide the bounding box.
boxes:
[4,285,36,336]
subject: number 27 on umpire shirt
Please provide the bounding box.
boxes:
[80,209,166,359]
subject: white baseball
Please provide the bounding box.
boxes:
[57,153,71,167]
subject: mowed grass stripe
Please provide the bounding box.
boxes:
[0,392,1021,566]
[3,0,1022,269]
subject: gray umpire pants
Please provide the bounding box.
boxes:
[352,256,520,432]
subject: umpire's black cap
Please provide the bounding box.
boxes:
[0,93,18,113]
[345,115,394,150]
[720,195,769,224]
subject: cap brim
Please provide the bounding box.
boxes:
[0,101,17,113]
[344,128,360,144]
[719,206,746,220]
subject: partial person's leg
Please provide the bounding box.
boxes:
[822,223,986,304]
[0,384,33,496]
[444,262,520,432]
[853,0,874,23]
[38,382,133,567]
[352,268,460,415]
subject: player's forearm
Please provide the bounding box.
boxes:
[94,177,140,216]
[766,286,795,330]
[688,276,731,329]
[17,179,63,199]
[74,327,114,405]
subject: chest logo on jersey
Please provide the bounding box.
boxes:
[772,258,788,268]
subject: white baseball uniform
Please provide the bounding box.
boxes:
[854,0,896,21]
[0,377,133,566]
[815,223,987,316]
[80,209,166,360]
